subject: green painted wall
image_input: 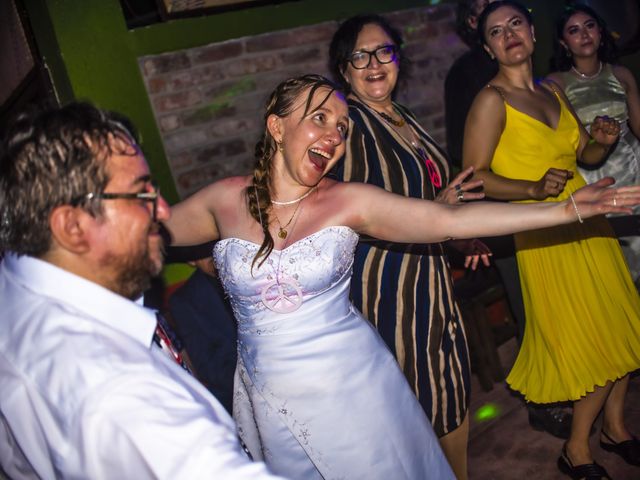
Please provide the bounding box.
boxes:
[24,0,449,206]
[23,0,452,284]
[22,0,639,204]
[21,0,638,284]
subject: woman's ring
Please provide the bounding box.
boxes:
[456,190,464,202]
[613,196,617,207]
[454,184,462,192]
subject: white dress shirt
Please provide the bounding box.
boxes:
[0,254,285,480]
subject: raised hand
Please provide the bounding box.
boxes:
[436,166,485,205]
[531,168,574,200]
[570,177,640,220]
[590,116,620,147]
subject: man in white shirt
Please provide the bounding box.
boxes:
[0,103,285,479]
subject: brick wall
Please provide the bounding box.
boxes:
[139,4,467,198]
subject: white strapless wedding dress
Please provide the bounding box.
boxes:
[214,226,453,479]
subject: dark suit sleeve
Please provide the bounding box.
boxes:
[444,60,469,169]
[169,271,237,413]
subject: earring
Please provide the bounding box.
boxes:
[564,47,572,58]
[277,141,284,153]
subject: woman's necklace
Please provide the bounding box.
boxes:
[406,125,442,189]
[377,107,406,127]
[271,186,316,206]
[260,200,305,313]
[572,61,603,80]
[272,200,302,239]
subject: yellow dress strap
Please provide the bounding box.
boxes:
[486,84,506,101]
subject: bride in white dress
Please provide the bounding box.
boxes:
[165,74,637,479]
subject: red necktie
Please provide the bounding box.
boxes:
[153,313,192,373]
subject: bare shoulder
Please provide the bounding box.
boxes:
[611,64,638,90]
[475,84,504,106]
[469,85,506,121]
[323,177,379,197]
[540,78,571,103]
[545,72,566,89]
[320,178,386,222]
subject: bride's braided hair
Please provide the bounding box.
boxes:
[248,74,341,270]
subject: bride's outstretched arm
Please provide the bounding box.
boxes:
[346,177,640,244]
[163,178,235,246]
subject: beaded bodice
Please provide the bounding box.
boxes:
[213,226,358,335]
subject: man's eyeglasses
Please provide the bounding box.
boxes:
[73,182,160,222]
[348,45,398,70]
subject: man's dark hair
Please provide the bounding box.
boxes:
[0,102,135,257]
[456,0,483,47]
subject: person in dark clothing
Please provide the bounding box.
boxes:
[166,243,237,414]
[445,0,499,170]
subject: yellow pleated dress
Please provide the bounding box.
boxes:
[490,91,640,403]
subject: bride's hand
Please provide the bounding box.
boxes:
[435,166,484,205]
[570,177,640,220]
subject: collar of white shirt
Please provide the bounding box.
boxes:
[3,253,157,348]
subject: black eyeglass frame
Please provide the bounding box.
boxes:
[72,182,160,222]
[347,45,399,70]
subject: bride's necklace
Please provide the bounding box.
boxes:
[377,107,405,127]
[272,200,302,239]
[271,186,316,206]
[572,61,602,80]
[259,199,305,313]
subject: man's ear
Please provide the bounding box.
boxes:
[467,14,479,31]
[267,114,283,143]
[49,205,92,254]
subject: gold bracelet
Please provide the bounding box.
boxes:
[569,192,584,224]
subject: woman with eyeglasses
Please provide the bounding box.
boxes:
[329,14,488,480]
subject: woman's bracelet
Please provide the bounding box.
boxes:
[569,192,584,224]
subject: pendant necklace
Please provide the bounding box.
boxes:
[377,107,406,127]
[407,126,442,189]
[272,199,302,239]
[260,199,305,313]
[572,61,602,80]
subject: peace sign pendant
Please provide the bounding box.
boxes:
[260,277,303,313]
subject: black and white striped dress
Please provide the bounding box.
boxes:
[334,97,470,436]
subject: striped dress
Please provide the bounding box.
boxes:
[334,98,470,436]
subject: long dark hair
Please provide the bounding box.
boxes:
[328,14,408,95]
[549,4,617,72]
[247,74,342,270]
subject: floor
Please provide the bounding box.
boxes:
[467,339,640,480]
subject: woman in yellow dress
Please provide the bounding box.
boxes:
[463,1,640,478]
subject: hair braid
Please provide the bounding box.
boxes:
[248,129,276,270]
